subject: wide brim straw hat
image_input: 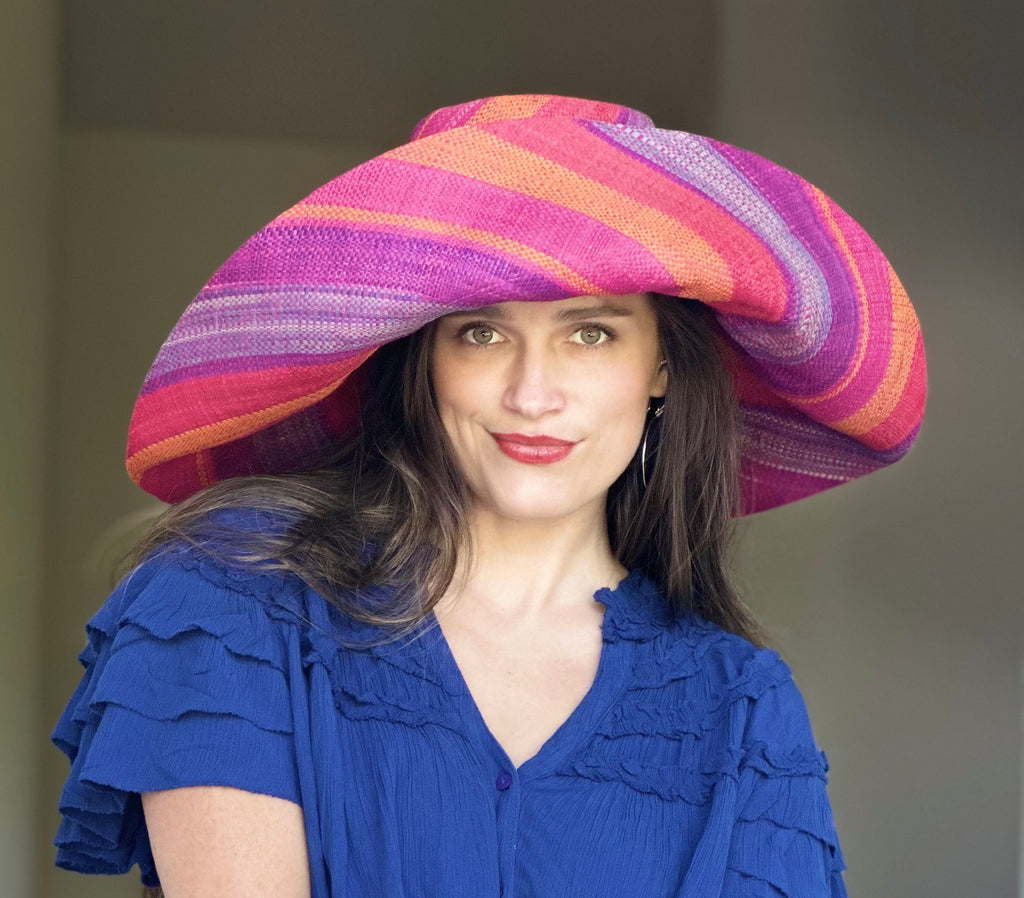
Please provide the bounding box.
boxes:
[127,94,926,514]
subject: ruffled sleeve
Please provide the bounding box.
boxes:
[52,550,303,886]
[724,673,847,897]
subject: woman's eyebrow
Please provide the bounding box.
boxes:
[443,302,634,323]
[443,305,511,321]
[555,304,635,322]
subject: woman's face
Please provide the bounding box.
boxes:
[430,294,668,527]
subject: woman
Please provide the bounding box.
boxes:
[54,95,926,897]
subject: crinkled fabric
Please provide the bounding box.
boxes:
[54,544,846,896]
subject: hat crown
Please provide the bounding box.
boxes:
[409,94,654,141]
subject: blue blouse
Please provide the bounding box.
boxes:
[54,544,846,897]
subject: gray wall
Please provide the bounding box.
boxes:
[717,3,1023,896]
[6,2,1021,896]
[37,131,375,898]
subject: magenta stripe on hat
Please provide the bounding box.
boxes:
[410,95,654,141]
[708,142,872,397]
[480,118,792,320]
[293,156,676,293]
[206,227,568,301]
[409,97,489,139]
[586,123,832,363]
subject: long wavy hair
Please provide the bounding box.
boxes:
[125,295,763,646]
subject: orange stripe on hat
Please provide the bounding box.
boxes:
[860,332,927,449]
[127,379,346,483]
[467,95,550,125]
[386,127,735,303]
[832,267,921,443]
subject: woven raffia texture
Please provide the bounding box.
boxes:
[127,94,926,513]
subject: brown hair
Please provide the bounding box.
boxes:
[125,296,763,645]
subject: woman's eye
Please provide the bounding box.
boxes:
[463,325,500,345]
[571,325,610,346]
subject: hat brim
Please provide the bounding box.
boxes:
[127,95,926,513]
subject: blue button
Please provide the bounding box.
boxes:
[495,772,513,791]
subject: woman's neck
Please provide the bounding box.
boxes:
[441,503,627,619]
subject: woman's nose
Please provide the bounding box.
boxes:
[502,346,566,418]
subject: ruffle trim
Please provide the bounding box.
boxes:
[327,637,465,734]
[597,649,792,741]
[723,864,847,898]
[563,740,844,897]
[131,549,468,729]
[52,552,302,883]
[560,734,828,803]
[625,615,730,687]
[173,548,461,717]
[561,744,745,804]
[725,779,847,897]
[176,544,464,696]
[559,632,830,805]
[596,570,673,642]
[55,765,157,885]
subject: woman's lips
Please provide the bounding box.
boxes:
[490,432,576,465]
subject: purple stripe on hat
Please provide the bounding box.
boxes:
[188,279,429,312]
[147,323,391,392]
[740,408,880,480]
[295,156,676,292]
[154,286,428,372]
[739,403,911,480]
[146,284,439,390]
[786,193,896,420]
[208,227,567,305]
[587,122,831,365]
[614,105,653,127]
[709,142,866,399]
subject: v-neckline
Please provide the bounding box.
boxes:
[429,574,640,777]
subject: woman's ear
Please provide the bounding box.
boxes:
[651,359,669,398]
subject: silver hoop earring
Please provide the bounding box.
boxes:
[640,403,664,488]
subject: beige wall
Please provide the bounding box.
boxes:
[1,0,57,896]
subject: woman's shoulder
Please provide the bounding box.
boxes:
[92,540,306,654]
[53,518,320,881]
[607,570,794,696]
[69,532,316,748]
[608,571,821,756]
[676,614,794,700]
[565,573,833,827]
[100,506,346,637]
[85,513,405,711]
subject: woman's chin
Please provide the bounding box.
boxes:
[469,485,606,528]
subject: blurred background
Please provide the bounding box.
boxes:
[3,0,1022,895]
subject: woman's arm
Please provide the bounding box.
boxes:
[143,786,311,898]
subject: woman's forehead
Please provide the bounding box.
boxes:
[441,293,654,323]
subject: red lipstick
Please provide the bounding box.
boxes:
[490,432,576,465]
